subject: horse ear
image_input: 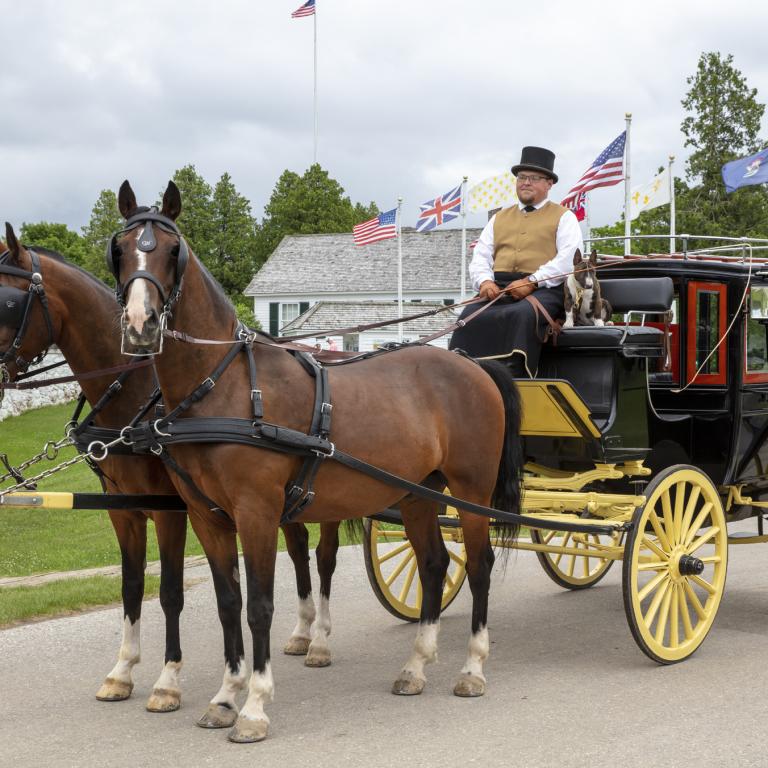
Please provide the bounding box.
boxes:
[118,181,138,219]
[589,249,597,266]
[4,222,21,264]
[161,181,182,221]
[572,248,582,266]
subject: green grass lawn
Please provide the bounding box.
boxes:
[0,402,333,579]
[0,575,161,628]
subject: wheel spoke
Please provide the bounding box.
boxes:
[661,489,675,545]
[683,502,713,547]
[638,570,669,602]
[385,549,415,587]
[643,577,671,626]
[567,554,576,577]
[637,560,668,571]
[448,549,465,567]
[541,530,557,545]
[679,486,702,544]
[649,509,672,552]
[655,583,674,644]
[399,558,418,603]
[378,527,407,543]
[680,585,694,639]
[690,573,716,596]
[688,526,719,555]
[699,555,722,564]
[378,541,414,564]
[444,570,455,589]
[641,535,669,561]
[682,580,707,620]
[553,532,572,567]
[670,585,680,647]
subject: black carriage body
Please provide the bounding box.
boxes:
[525,255,768,501]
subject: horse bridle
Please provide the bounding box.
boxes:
[106,207,189,315]
[0,248,55,383]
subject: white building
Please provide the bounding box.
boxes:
[244,227,482,352]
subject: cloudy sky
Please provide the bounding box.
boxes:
[1,0,766,236]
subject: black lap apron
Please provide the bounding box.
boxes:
[448,271,564,376]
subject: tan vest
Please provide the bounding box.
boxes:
[492,201,567,274]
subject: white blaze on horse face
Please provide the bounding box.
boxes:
[239,663,274,725]
[106,616,141,684]
[125,228,151,334]
[460,625,489,681]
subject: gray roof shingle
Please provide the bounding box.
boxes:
[280,301,458,335]
[245,228,483,296]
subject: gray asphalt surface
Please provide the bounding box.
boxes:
[2,539,768,768]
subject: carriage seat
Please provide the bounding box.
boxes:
[554,277,673,354]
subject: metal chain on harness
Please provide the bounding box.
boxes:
[0,432,130,500]
[0,433,75,487]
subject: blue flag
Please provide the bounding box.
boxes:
[721,147,768,193]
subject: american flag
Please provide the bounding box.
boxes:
[291,0,315,18]
[353,208,397,246]
[561,131,626,209]
[416,183,462,232]
[573,192,587,222]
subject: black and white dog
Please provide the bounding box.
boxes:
[563,249,612,328]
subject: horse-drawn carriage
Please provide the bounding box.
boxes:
[364,234,768,664]
[3,188,768,739]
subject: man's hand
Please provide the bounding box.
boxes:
[505,278,536,301]
[478,280,501,300]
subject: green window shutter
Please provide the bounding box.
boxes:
[300,302,310,315]
[269,303,279,336]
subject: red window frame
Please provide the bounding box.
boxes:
[686,282,727,386]
[744,289,768,383]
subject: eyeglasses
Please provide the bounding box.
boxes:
[516,173,549,184]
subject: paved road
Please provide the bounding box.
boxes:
[2,539,768,768]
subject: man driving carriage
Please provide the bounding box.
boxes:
[449,146,583,377]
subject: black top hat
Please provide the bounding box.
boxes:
[511,146,558,183]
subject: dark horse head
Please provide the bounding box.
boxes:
[111,180,185,355]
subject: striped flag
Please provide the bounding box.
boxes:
[353,208,397,246]
[291,0,315,18]
[561,131,626,209]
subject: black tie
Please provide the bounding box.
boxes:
[523,205,536,213]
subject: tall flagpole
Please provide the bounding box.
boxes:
[624,112,632,256]
[313,7,318,164]
[397,197,403,342]
[584,192,591,249]
[460,176,468,301]
[669,154,676,254]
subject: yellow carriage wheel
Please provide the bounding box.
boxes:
[531,526,622,590]
[622,465,728,664]
[362,517,467,623]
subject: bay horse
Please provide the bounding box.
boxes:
[112,180,523,742]
[0,226,343,712]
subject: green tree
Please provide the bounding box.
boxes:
[255,164,378,265]
[19,222,89,266]
[81,189,122,282]
[166,165,215,264]
[210,172,258,296]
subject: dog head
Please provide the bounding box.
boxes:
[572,248,598,290]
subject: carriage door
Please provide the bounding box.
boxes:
[686,282,727,385]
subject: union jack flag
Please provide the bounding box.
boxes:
[572,192,587,222]
[416,184,462,232]
[561,131,626,209]
[291,0,315,18]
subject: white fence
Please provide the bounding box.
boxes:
[0,351,80,422]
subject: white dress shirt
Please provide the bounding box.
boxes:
[468,199,584,290]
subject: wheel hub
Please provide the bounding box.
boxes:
[678,554,704,576]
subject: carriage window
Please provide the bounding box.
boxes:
[745,288,768,381]
[686,282,726,385]
[646,295,680,384]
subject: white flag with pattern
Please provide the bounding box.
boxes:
[629,168,671,220]
[468,172,517,213]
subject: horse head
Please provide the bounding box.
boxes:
[111,180,186,355]
[0,223,56,382]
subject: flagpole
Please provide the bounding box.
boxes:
[313,8,318,164]
[397,197,403,342]
[669,154,676,254]
[624,113,632,256]
[584,192,591,249]
[460,176,468,302]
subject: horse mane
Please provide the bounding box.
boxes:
[25,245,115,298]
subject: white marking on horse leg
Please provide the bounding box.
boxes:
[107,616,141,684]
[238,663,274,726]
[125,229,150,333]
[290,594,316,643]
[305,594,332,665]
[152,660,183,694]
[211,658,247,710]
[460,625,489,681]
[401,621,440,680]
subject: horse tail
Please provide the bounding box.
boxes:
[477,359,524,551]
